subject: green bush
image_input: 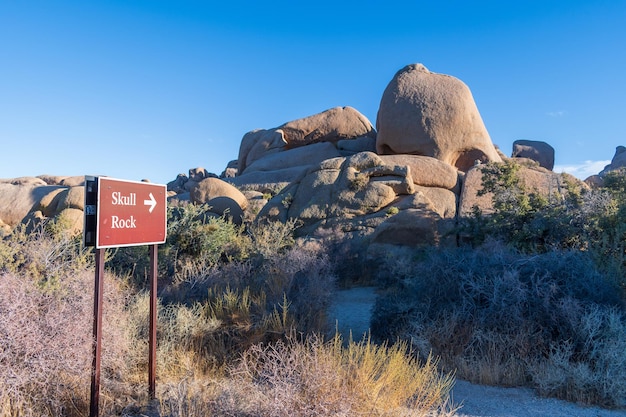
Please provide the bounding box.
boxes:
[108,202,249,288]
[462,161,626,294]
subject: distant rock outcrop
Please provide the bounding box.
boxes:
[599,145,626,177]
[511,140,555,170]
[376,64,502,172]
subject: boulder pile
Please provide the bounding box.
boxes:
[0,64,605,261]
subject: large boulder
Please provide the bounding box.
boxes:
[0,177,86,236]
[279,106,375,148]
[376,63,502,172]
[0,179,64,227]
[368,209,452,247]
[37,175,85,186]
[237,106,375,174]
[238,129,286,175]
[38,186,85,218]
[511,140,555,170]
[243,142,341,174]
[189,177,248,224]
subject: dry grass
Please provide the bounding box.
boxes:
[156,334,457,417]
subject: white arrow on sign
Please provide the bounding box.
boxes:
[144,193,157,213]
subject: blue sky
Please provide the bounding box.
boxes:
[1,1,625,184]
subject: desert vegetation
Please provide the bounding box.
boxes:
[2,163,626,415]
[371,163,626,408]
[0,201,455,417]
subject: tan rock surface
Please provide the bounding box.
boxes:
[376,63,501,171]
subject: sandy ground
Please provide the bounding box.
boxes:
[327,287,626,417]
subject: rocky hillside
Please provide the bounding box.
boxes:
[2,63,625,257]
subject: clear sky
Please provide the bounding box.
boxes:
[1,1,625,185]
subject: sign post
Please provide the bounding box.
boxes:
[84,176,167,417]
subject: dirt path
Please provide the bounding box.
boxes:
[327,287,626,417]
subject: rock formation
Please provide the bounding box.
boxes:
[0,176,85,236]
[376,64,502,172]
[511,139,555,170]
[599,146,626,176]
[0,63,600,260]
[237,106,375,175]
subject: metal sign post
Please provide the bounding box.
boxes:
[84,176,167,416]
[149,244,158,399]
[89,248,105,417]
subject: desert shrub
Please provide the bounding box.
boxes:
[464,161,583,252]
[0,222,92,287]
[124,287,293,381]
[108,202,250,288]
[0,268,134,417]
[528,306,626,407]
[160,244,337,343]
[247,218,299,259]
[0,223,31,273]
[464,162,626,294]
[370,245,626,407]
[312,225,375,287]
[156,334,456,417]
[589,168,626,291]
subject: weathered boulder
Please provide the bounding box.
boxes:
[376,63,502,172]
[279,106,375,148]
[37,175,85,186]
[189,167,215,182]
[457,165,495,217]
[599,145,626,176]
[244,142,341,174]
[189,177,248,224]
[237,106,375,174]
[0,177,47,186]
[220,160,238,178]
[238,129,286,174]
[378,154,461,192]
[584,174,604,188]
[167,174,189,193]
[52,208,84,235]
[512,140,555,170]
[59,176,85,187]
[0,177,87,236]
[369,209,452,247]
[38,186,84,218]
[39,188,67,217]
[337,136,377,156]
[414,185,457,219]
[225,168,303,193]
[0,180,64,227]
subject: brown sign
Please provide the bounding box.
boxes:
[95,177,167,248]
